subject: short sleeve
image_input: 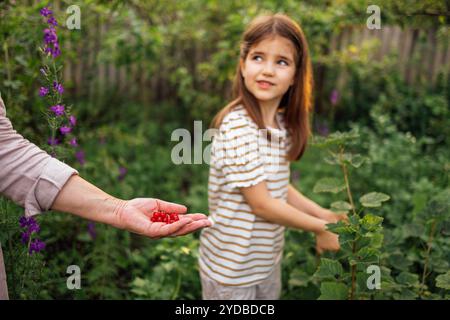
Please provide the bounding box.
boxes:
[213,112,266,189]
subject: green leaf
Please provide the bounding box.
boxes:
[311,130,360,148]
[331,201,352,213]
[396,272,419,286]
[355,247,379,264]
[314,258,344,280]
[318,282,348,300]
[360,214,384,231]
[313,178,346,194]
[435,271,450,290]
[288,269,310,288]
[359,192,390,208]
[347,154,366,168]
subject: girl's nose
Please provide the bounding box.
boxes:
[262,62,275,76]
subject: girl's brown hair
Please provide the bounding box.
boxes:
[211,13,313,161]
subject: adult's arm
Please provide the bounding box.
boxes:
[0,94,211,237]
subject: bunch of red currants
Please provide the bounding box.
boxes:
[150,211,180,224]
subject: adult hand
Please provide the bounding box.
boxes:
[113,198,211,239]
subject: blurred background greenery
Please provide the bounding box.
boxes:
[0,0,449,299]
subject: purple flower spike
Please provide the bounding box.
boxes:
[21,232,31,244]
[19,216,30,228]
[29,239,46,255]
[43,28,57,44]
[330,89,340,106]
[29,223,41,234]
[118,167,127,181]
[60,126,72,135]
[39,87,49,96]
[76,150,86,166]
[47,16,58,27]
[69,138,78,147]
[48,137,60,146]
[69,115,77,127]
[87,222,97,240]
[40,7,53,17]
[53,81,64,94]
[50,104,65,116]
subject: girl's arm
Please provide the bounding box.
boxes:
[241,182,340,252]
[287,184,341,223]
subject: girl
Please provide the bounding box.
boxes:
[198,13,345,300]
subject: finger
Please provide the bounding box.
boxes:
[182,213,210,220]
[170,219,212,237]
[316,245,323,255]
[155,218,193,237]
[155,199,187,214]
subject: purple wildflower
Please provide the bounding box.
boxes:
[40,7,52,17]
[39,86,49,96]
[19,216,38,229]
[52,43,61,58]
[59,126,72,135]
[53,81,64,94]
[43,28,57,45]
[69,115,77,127]
[118,167,127,181]
[47,16,58,27]
[28,223,40,234]
[50,104,65,116]
[87,222,97,240]
[19,216,44,251]
[29,239,46,255]
[69,138,78,147]
[330,89,339,106]
[19,216,31,228]
[42,27,61,58]
[316,122,330,137]
[21,231,31,244]
[47,137,60,146]
[75,150,86,166]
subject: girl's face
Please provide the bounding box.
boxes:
[241,35,296,107]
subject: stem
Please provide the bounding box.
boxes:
[171,268,182,300]
[420,219,437,296]
[338,146,357,299]
[340,147,356,216]
[350,241,357,300]
[49,60,59,156]
[3,41,12,102]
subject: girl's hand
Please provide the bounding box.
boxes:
[315,229,340,254]
[320,209,349,224]
[113,198,212,239]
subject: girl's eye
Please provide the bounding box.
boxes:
[252,55,263,62]
[278,60,289,66]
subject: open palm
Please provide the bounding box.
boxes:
[115,198,211,239]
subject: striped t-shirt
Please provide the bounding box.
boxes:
[199,105,291,287]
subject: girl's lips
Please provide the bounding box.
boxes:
[256,80,274,89]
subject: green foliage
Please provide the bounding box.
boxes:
[0,0,448,300]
